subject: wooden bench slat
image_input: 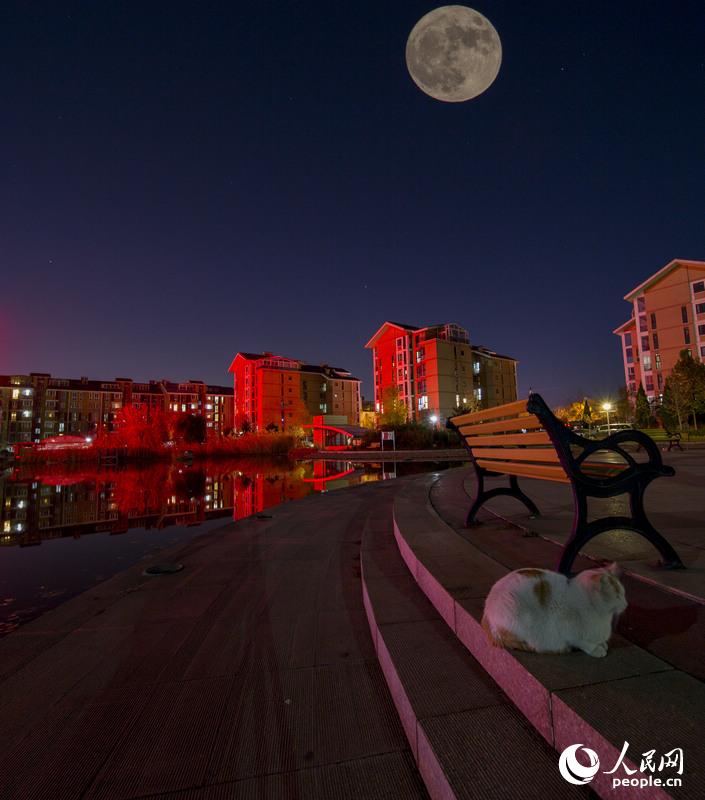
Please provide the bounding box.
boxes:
[457,415,543,436]
[461,432,551,447]
[450,398,528,427]
[475,459,570,483]
[472,448,562,464]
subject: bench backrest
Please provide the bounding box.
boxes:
[448,398,571,483]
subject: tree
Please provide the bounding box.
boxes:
[102,406,173,450]
[662,350,705,430]
[581,398,593,425]
[174,413,207,444]
[634,385,652,428]
[379,386,408,426]
[614,386,633,424]
[451,397,481,417]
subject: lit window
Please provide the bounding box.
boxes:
[12,389,19,399]
[473,362,480,375]
[418,395,428,410]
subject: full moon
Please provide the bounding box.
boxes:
[406,6,502,102]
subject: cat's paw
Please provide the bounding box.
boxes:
[586,643,608,658]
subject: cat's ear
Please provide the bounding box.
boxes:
[606,562,622,578]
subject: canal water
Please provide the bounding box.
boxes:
[0,457,458,635]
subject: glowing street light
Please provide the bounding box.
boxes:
[602,402,612,432]
[429,414,438,424]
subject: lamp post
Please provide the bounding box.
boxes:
[602,402,612,433]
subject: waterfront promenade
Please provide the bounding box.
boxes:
[1,459,703,799]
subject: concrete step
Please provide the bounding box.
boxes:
[433,467,705,682]
[390,472,705,800]
[361,522,586,799]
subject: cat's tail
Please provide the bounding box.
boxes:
[482,614,536,652]
[481,613,500,647]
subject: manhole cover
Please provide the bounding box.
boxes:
[143,563,184,576]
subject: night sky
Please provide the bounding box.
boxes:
[2,1,704,404]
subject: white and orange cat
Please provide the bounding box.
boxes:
[481,564,627,657]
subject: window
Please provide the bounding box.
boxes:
[699,324,705,336]
[624,332,632,346]
[650,312,657,329]
[415,349,424,363]
[642,355,651,371]
[657,373,663,390]
[641,336,650,351]
[628,366,635,378]
[701,346,705,358]
[645,375,654,391]
[653,333,659,349]
[682,306,689,323]
[637,297,646,312]
[696,303,705,314]
[693,280,705,294]
[639,316,647,332]
[625,347,634,363]
[473,361,481,375]
[655,354,661,369]
[418,395,428,410]
[684,327,691,344]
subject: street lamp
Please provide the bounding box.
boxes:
[429,414,438,426]
[602,402,612,432]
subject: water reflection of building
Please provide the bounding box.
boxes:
[0,374,234,444]
[0,458,396,548]
[0,464,237,547]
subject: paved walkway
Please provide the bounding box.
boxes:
[0,480,428,800]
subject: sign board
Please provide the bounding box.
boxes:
[381,430,396,451]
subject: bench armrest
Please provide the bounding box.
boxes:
[574,429,673,479]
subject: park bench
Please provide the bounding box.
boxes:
[447,393,684,575]
[637,428,683,452]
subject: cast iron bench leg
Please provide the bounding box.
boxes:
[557,486,684,575]
[466,467,540,526]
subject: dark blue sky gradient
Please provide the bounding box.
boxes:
[2,1,704,404]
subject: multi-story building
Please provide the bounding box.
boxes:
[470,345,519,409]
[365,321,518,423]
[228,352,361,431]
[614,259,705,402]
[0,374,234,444]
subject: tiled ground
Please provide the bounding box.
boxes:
[0,480,428,800]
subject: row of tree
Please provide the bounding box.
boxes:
[555,350,705,432]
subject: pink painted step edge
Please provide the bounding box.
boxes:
[360,559,456,800]
[391,510,677,800]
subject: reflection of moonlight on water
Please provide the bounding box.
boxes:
[406,5,502,102]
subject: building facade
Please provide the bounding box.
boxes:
[614,259,705,402]
[0,374,234,444]
[228,352,362,431]
[365,322,518,423]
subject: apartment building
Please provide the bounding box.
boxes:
[470,345,519,408]
[228,352,361,431]
[365,322,518,422]
[614,259,705,402]
[0,374,234,444]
